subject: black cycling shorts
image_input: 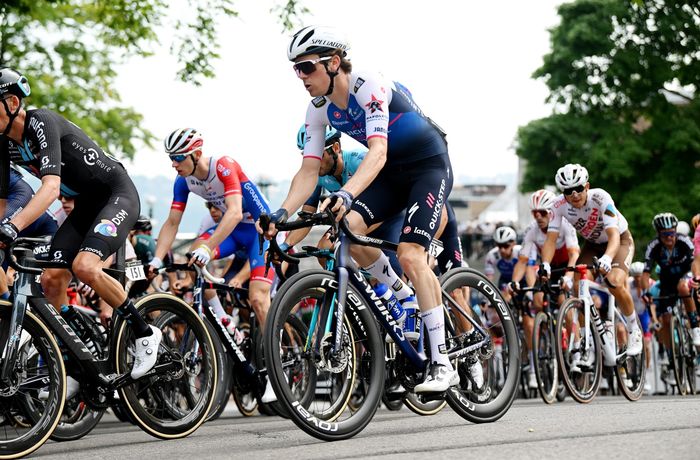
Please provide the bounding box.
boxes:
[49,173,140,264]
[351,153,453,250]
[436,203,465,273]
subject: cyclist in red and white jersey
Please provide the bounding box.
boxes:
[539,164,642,357]
[509,189,580,388]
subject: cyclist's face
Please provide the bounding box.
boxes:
[209,205,223,223]
[171,154,196,176]
[659,229,677,248]
[320,142,339,176]
[294,54,334,97]
[497,242,514,257]
[564,183,588,208]
[532,209,550,229]
[60,195,74,215]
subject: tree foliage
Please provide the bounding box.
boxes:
[0,0,304,158]
[516,0,700,248]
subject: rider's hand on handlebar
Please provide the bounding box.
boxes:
[507,281,520,294]
[320,190,353,222]
[189,245,212,267]
[560,275,573,291]
[256,209,288,240]
[597,254,612,274]
[0,222,19,248]
[688,276,700,290]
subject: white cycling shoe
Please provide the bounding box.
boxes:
[570,351,594,373]
[261,378,278,403]
[469,360,484,390]
[131,326,163,380]
[39,376,80,401]
[626,328,643,357]
[415,363,459,393]
[528,372,538,389]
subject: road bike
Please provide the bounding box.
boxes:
[0,237,217,459]
[260,211,520,441]
[555,260,645,403]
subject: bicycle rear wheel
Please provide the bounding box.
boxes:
[264,270,384,441]
[669,314,688,395]
[440,268,520,423]
[555,298,602,403]
[0,306,66,459]
[685,328,698,395]
[532,312,558,404]
[115,294,217,439]
[614,312,645,401]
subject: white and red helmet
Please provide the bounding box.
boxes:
[164,128,203,155]
[529,189,557,211]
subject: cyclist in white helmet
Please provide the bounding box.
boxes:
[628,261,653,386]
[484,226,521,301]
[261,25,462,392]
[539,163,643,361]
[508,189,580,389]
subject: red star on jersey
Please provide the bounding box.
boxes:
[365,94,384,113]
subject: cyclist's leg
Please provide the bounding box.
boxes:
[240,223,274,327]
[677,276,700,344]
[367,210,404,278]
[41,211,85,310]
[196,225,234,319]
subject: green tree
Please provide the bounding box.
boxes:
[0,0,305,158]
[515,0,700,248]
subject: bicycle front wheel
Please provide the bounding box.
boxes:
[533,312,558,404]
[556,298,602,403]
[669,314,688,395]
[115,294,217,439]
[264,269,384,441]
[441,268,520,423]
[614,312,645,401]
[0,306,66,459]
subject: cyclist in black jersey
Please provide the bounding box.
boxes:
[0,67,161,379]
[642,212,700,346]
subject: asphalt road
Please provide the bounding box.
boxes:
[31,396,700,460]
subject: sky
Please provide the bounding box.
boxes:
[114,0,564,186]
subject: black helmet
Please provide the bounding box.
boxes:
[0,68,31,99]
[133,215,152,232]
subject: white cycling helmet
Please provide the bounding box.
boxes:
[494,226,517,244]
[555,163,589,191]
[287,25,350,61]
[164,128,203,155]
[677,221,690,236]
[629,262,645,276]
[529,189,557,211]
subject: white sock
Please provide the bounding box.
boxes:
[206,295,227,319]
[364,253,413,300]
[421,308,451,367]
[624,313,639,332]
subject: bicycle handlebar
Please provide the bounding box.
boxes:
[162,258,225,285]
[7,236,70,275]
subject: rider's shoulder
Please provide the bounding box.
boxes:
[349,70,388,95]
[588,188,612,204]
[551,194,568,210]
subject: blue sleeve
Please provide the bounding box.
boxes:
[304,185,323,208]
[172,176,190,209]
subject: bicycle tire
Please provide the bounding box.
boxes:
[203,318,232,422]
[669,314,688,395]
[440,268,520,423]
[0,307,66,459]
[555,298,602,403]
[685,328,698,395]
[614,313,645,402]
[532,312,558,404]
[264,269,384,441]
[114,294,217,439]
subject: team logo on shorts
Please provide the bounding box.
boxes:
[94,219,118,237]
[403,226,411,234]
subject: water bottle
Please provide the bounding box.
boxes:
[401,295,419,340]
[373,283,406,326]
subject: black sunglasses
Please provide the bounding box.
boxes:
[532,210,548,218]
[563,185,585,196]
[293,56,332,76]
[497,243,513,249]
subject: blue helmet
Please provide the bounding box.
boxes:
[296,124,341,151]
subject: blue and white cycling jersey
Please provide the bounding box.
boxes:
[484,245,522,286]
[302,70,446,166]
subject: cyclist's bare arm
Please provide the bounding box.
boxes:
[284,204,317,247]
[603,227,621,260]
[154,208,184,261]
[511,255,530,285]
[278,157,322,219]
[335,136,386,199]
[9,175,60,230]
[540,231,560,265]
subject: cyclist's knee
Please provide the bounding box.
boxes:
[397,243,427,273]
[345,211,368,235]
[249,284,271,310]
[72,255,103,286]
[678,281,690,296]
[40,269,71,295]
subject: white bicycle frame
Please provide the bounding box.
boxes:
[574,275,628,367]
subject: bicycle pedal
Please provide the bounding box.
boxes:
[418,391,446,403]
